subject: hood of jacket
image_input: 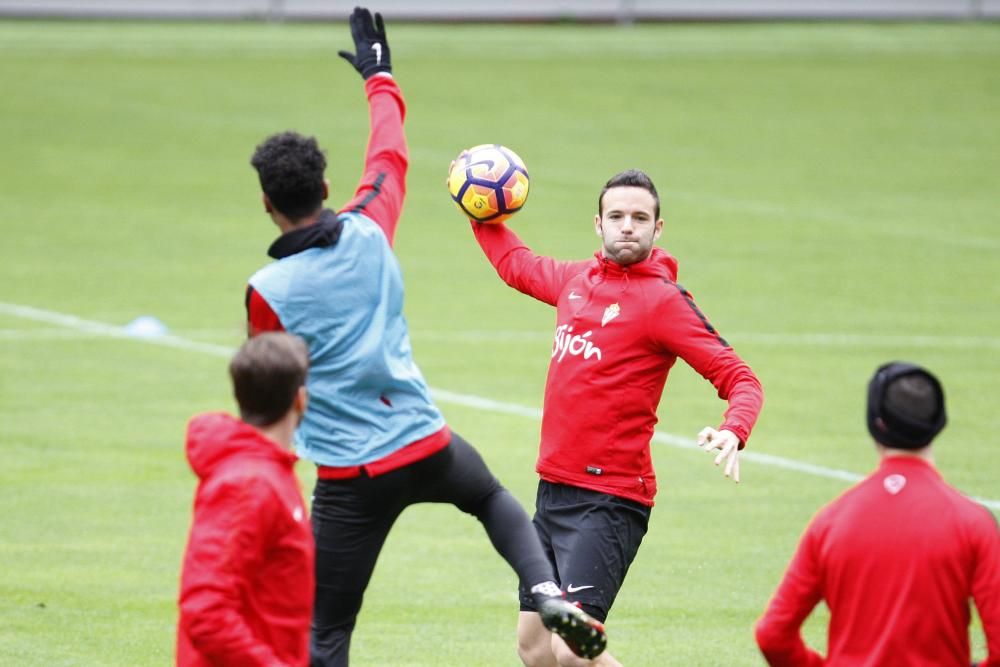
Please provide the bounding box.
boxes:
[185,412,297,480]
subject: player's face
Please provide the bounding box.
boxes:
[595,186,663,265]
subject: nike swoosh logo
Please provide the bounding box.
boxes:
[568,292,582,300]
[566,584,594,593]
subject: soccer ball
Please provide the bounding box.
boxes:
[447,144,530,224]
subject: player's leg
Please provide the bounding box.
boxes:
[518,606,620,667]
[549,616,623,666]
[526,482,650,666]
[412,433,606,661]
[518,611,558,667]
[310,474,405,667]
[411,433,555,591]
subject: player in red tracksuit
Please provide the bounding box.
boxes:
[470,169,764,666]
[177,333,314,667]
[756,362,1000,667]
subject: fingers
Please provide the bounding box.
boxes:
[713,441,732,466]
[337,50,355,64]
[349,7,372,39]
[374,11,386,37]
[725,451,741,483]
[698,428,742,483]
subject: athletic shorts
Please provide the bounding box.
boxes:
[518,480,651,622]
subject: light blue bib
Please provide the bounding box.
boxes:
[248,213,445,466]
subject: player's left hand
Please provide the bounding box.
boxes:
[338,6,392,79]
[697,427,741,483]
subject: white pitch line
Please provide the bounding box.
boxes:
[1,301,997,511]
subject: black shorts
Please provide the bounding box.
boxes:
[518,481,651,622]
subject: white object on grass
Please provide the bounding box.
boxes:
[124,315,168,338]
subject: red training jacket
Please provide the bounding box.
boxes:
[755,455,1000,667]
[473,222,763,506]
[177,413,314,667]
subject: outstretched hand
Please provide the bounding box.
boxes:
[338,6,392,79]
[697,427,741,483]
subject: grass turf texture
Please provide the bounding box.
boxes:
[1,18,998,665]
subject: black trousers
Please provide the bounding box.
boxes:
[309,432,553,667]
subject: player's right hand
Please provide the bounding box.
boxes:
[338,6,392,80]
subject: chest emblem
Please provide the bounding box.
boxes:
[602,303,621,327]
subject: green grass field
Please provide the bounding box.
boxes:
[1,18,998,666]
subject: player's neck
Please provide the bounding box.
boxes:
[274,210,323,235]
[258,413,298,451]
[878,443,935,465]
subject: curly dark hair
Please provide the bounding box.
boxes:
[598,169,660,221]
[250,131,328,221]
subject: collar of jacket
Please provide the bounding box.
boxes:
[267,208,344,259]
[592,246,678,282]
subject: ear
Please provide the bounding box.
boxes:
[262,193,274,214]
[652,217,664,241]
[594,214,603,238]
[294,386,308,413]
[322,180,330,201]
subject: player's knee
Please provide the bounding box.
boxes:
[552,639,589,667]
[516,623,555,667]
[516,637,553,667]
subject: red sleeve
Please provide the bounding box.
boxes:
[755,522,827,667]
[339,74,407,246]
[972,510,1000,666]
[652,284,763,446]
[178,479,287,667]
[471,220,589,307]
[246,285,283,337]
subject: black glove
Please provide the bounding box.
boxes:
[338,6,392,79]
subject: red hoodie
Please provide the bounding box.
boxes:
[177,413,314,667]
[473,222,763,506]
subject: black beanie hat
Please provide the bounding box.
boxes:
[867,362,947,450]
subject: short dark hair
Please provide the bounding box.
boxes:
[229,333,310,427]
[250,131,327,221]
[598,169,660,220]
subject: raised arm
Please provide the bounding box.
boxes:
[471,221,588,306]
[337,8,407,245]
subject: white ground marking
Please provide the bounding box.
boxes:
[2,301,997,511]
